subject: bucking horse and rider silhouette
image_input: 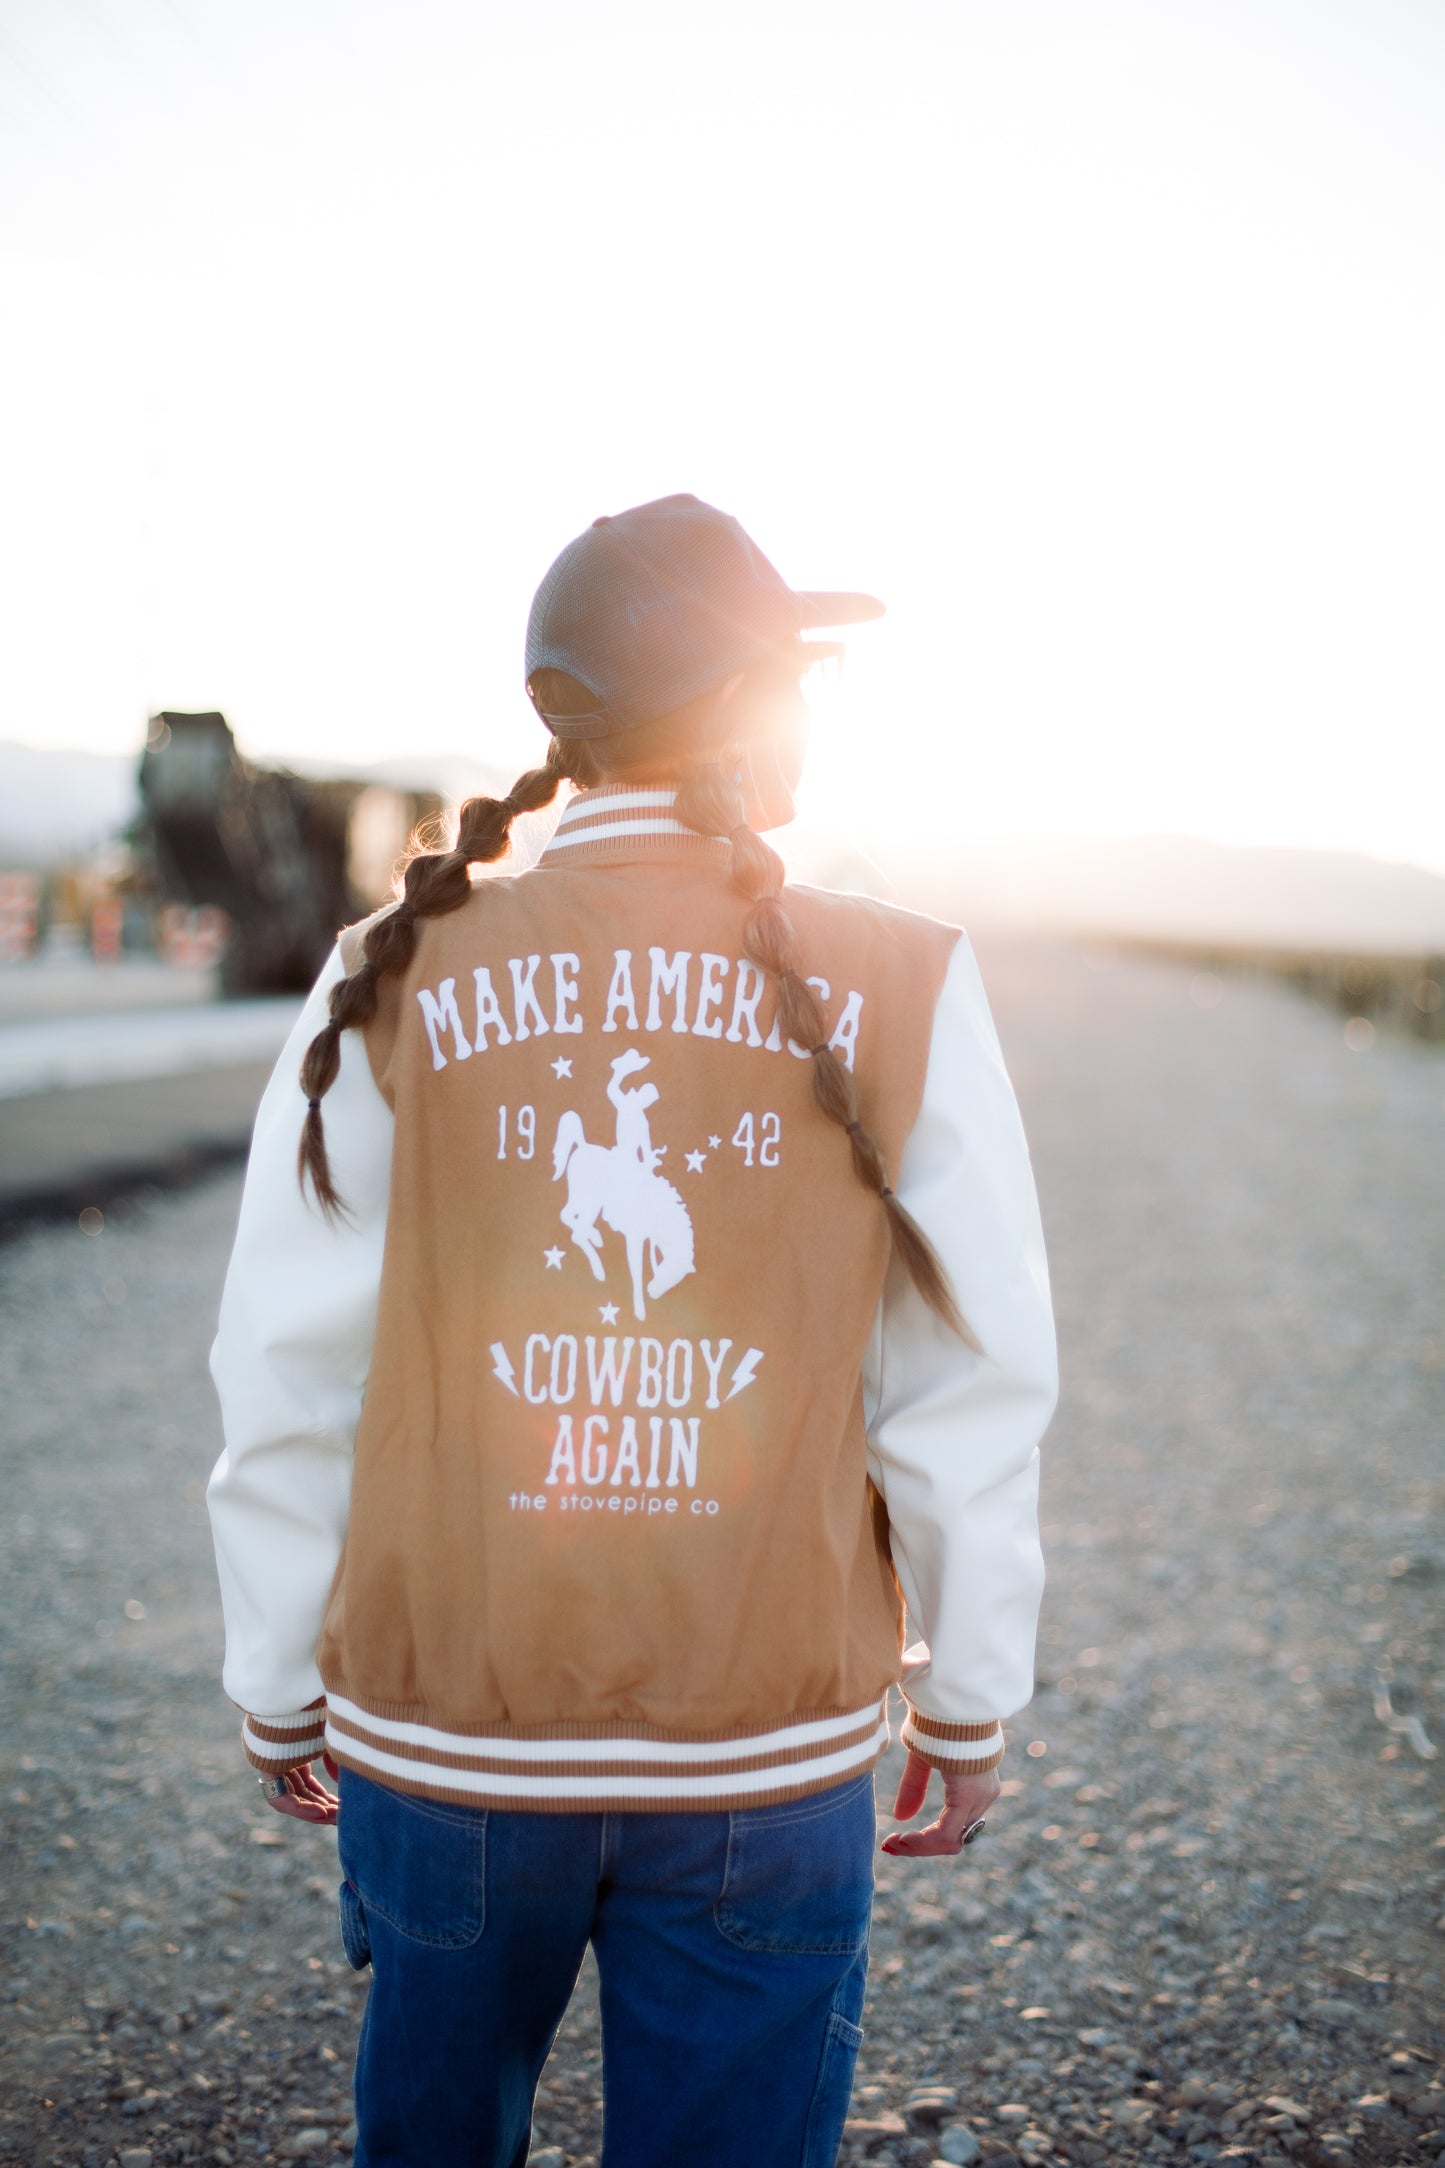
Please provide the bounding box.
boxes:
[552,1050,696,1321]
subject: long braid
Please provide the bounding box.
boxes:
[297,736,586,1218]
[672,761,980,1349]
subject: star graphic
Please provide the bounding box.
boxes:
[599,1302,620,1325]
[544,1246,566,1270]
[551,1056,573,1079]
[708,1135,721,1150]
[685,1149,707,1173]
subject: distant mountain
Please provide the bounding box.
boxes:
[873,832,1445,956]
[0,741,139,868]
[4,740,1444,955]
[0,740,513,870]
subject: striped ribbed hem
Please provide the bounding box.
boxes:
[241,1702,329,1774]
[538,785,731,872]
[321,1691,890,1812]
[900,1708,1005,1774]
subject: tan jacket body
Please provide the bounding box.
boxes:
[208,790,1058,1808]
[323,832,954,1802]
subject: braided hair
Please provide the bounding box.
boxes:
[296,733,592,1217]
[665,759,978,1348]
[536,654,977,1347]
[296,664,976,1346]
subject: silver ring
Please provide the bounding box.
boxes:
[960,1816,987,1846]
[258,1775,287,1801]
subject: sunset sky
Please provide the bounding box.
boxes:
[2,0,1442,869]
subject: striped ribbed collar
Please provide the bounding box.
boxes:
[536,784,731,871]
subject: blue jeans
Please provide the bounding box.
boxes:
[336,1765,875,2168]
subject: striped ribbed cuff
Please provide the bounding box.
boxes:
[321,1692,890,1811]
[241,1701,328,1775]
[900,1706,1005,1774]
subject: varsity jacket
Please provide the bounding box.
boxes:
[207,785,1058,1810]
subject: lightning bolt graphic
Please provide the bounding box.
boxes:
[725,1348,764,1401]
[489,1341,519,1397]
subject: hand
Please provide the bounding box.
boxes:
[263,1762,339,1826]
[880,1749,1000,1858]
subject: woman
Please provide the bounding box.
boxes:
[207,493,1058,2168]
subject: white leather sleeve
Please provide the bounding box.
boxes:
[863,933,1058,1772]
[206,945,393,1733]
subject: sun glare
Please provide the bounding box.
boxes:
[0,0,1441,875]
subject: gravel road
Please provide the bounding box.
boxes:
[1,933,1441,2168]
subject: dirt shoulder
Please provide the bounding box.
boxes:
[1,934,1440,2168]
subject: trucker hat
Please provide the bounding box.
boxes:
[525,493,884,738]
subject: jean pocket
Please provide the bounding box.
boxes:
[801,2005,866,2168]
[715,1773,875,1954]
[338,1878,372,1971]
[337,1769,487,1950]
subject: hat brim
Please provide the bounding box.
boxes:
[793,590,886,627]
